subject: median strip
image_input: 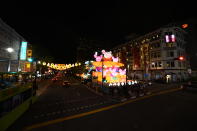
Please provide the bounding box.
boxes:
[23,87,182,131]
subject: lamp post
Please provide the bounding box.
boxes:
[179,56,184,82]
[6,47,14,72]
[174,56,184,82]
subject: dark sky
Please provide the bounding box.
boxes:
[0,1,196,63]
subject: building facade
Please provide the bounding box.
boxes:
[113,25,189,82]
[0,18,33,73]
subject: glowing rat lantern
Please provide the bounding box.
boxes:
[92,50,126,84]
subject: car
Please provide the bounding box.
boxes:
[0,80,11,90]
[182,81,197,91]
[62,81,71,88]
[52,77,58,82]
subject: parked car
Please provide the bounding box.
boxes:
[62,81,71,88]
[182,81,197,91]
[0,80,11,90]
[52,77,58,82]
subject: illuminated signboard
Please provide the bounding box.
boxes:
[20,41,27,60]
[165,34,176,43]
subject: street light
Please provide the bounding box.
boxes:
[174,56,185,82]
[179,56,184,61]
[6,47,14,53]
[6,47,14,72]
[179,56,184,81]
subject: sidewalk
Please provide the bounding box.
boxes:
[85,82,184,102]
[147,82,183,94]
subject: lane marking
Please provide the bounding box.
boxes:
[23,87,182,131]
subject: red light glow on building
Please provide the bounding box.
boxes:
[179,56,184,61]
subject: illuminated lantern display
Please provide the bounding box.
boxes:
[165,34,176,43]
[37,61,41,64]
[182,24,188,29]
[49,63,81,70]
[92,50,126,84]
[42,62,46,66]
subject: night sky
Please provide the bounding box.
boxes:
[0,1,196,63]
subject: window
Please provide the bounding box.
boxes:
[151,63,155,68]
[177,51,181,56]
[170,51,174,57]
[157,43,160,48]
[151,52,161,58]
[167,62,170,67]
[154,52,156,58]
[157,52,161,58]
[158,62,162,67]
[171,61,175,67]
[155,62,158,67]
[166,61,174,68]
[178,61,181,67]
[167,51,174,57]
[166,42,173,47]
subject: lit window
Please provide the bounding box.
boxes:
[167,62,170,67]
[166,42,173,47]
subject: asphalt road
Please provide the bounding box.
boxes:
[28,90,197,131]
[7,76,197,131]
[7,76,114,131]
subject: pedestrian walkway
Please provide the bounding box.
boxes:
[83,81,184,102]
[148,82,183,94]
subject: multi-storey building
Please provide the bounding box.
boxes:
[0,18,33,73]
[113,24,189,82]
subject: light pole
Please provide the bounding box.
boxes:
[179,56,184,82]
[6,47,14,72]
[174,56,184,82]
